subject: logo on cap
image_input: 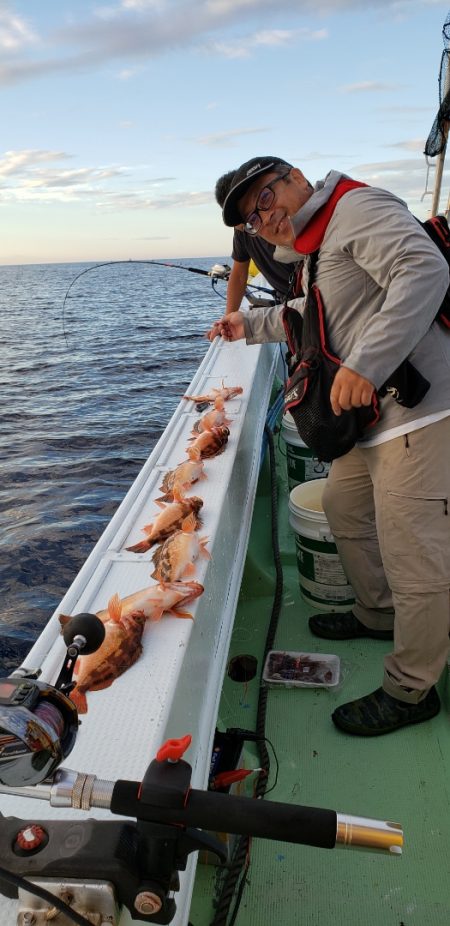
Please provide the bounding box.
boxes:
[246,163,263,178]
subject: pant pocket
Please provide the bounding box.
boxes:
[382,491,450,590]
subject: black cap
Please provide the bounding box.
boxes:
[222,156,291,226]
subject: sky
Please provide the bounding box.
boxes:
[1,0,450,264]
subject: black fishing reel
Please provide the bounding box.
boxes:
[0,612,105,787]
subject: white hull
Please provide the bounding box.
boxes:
[0,337,279,925]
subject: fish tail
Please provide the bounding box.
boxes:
[126,539,152,554]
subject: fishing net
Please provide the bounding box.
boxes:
[425,12,450,157]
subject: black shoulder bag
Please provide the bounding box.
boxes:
[282,253,380,462]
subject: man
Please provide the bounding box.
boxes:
[215,169,298,313]
[210,155,450,737]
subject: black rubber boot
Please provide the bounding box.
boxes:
[308,610,393,640]
[332,686,441,736]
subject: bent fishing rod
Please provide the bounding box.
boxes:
[0,612,403,926]
[61,258,276,346]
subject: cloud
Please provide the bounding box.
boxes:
[0,146,212,209]
[0,149,70,176]
[196,126,271,146]
[387,139,427,151]
[0,7,36,51]
[94,189,213,210]
[339,80,400,93]
[0,1,408,87]
[354,156,428,174]
[21,166,125,189]
[204,25,326,57]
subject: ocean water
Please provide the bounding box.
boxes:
[0,257,229,674]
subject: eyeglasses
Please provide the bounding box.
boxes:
[243,169,291,236]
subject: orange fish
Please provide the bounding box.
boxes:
[91,580,204,623]
[157,459,206,503]
[192,396,230,435]
[184,383,243,404]
[151,513,210,583]
[186,426,229,461]
[59,582,204,713]
[126,489,203,553]
[59,594,146,714]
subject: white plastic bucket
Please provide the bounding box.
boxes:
[281,412,330,490]
[288,479,354,612]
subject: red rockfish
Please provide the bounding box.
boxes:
[59,582,204,713]
[186,426,229,461]
[192,396,230,435]
[183,383,243,404]
[59,594,146,714]
[151,513,210,583]
[157,459,206,503]
[126,490,203,553]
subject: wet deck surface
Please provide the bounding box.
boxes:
[190,435,450,926]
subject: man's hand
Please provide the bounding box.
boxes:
[206,311,245,342]
[330,366,375,415]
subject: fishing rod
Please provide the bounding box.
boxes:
[61,259,277,346]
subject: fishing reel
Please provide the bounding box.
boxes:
[208,262,231,279]
[0,612,105,787]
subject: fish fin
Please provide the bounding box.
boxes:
[183,563,197,576]
[155,493,172,504]
[170,608,194,620]
[70,688,88,714]
[172,486,185,503]
[141,522,155,534]
[154,499,166,510]
[200,537,211,559]
[181,512,197,532]
[126,539,151,554]
[148,606,165,622]
[107,593,123,623]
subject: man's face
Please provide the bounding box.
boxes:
[237,168,312,246]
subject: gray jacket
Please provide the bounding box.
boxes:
[243,174,450,439]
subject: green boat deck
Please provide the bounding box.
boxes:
[190,423,450,926]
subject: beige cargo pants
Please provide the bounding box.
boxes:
[322,416,450,703]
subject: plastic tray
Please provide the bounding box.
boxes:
[263,650,340,688]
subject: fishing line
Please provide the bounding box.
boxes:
[61,259,276,347]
